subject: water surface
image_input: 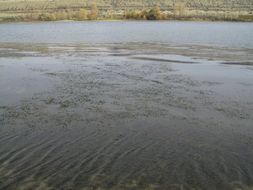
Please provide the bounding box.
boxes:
[0,21,253,190]
[0,21,253,48]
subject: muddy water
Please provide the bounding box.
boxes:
[1,22,253,190]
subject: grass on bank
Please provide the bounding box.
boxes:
[0,2,253,22]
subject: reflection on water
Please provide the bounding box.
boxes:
[0,22,253,190]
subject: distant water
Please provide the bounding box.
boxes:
[0,21,253,48]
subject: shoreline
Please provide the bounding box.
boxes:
[1,18,253,24]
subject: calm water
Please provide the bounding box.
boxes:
[0,21,253,190]
[0,21,253,48]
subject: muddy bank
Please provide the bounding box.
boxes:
[0,43,253,190]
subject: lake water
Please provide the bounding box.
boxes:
[0,21,253,48]
[0,21,253,190]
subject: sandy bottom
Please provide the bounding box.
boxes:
[0,43,253,190]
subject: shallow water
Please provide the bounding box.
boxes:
[0,22,253,190]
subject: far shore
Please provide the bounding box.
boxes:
[1,5,253,24]
[1,17,253,24]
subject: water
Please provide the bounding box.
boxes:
[0,21,253,190]
[0,21,253,48]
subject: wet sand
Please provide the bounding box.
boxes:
[0,43,253,190]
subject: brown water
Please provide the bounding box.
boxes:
[0,22,253,190]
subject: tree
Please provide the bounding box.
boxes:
[77,8,87,20]
[146,6,163,20]
[87,3,98,20]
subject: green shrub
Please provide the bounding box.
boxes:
[56,11,68,20]
[87,3,98,20]
[38,13,57,21]
[76,9,87,20]
[238,14,253,21]
[146,6,165,20]
[125,6,166,20]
